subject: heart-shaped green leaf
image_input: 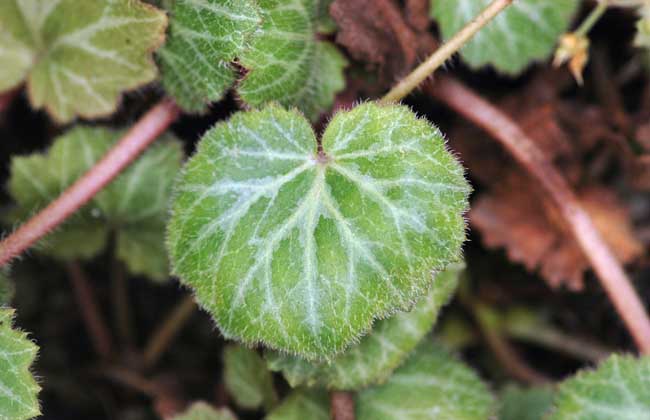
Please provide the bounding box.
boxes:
[171,402,236,420]
[0,309,40,420]
[157,0,261,113]
[7,127,183,281]
[167,103,469,359]
[355,340,495,420]
[431,0,579,75]
[223,345,278,410]
[237,0,347,121]
[0,0,167,122]
[550,354,650,420]
[267,264,462,390]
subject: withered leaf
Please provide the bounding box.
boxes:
[330,0,433,85]
[471,173,642,290]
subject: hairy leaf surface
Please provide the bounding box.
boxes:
[550,354,650,420]
[171,402,236,420]
[0,309,40,420]
[157,0,261,113]
[266,264,462,390]
[0,0,167,122]
[431,0,578,75]
[355,340,495,419]
[223,345,277,410]
[237,0,347,121]
[167,103,469,359]
[266,389,329,420]
[7,127,182,280]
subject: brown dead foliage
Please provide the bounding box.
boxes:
[330,0,435,86]
[449,70,644,290]
[471,173,642,291]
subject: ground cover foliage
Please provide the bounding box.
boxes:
[1,0,650,419]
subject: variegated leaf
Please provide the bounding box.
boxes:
[237,0,347,121]
[0,309,40,420]
[157,0,261,113]
[267,264,462,390]
[431,0,579,75]
[167,103,469,360]
[7,126,183,281]
[265,341,495,420]
[550,354,650,420]
[355,340,495,420]
[0,0,167,122]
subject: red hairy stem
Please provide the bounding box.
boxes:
[429,77,650,354]
[0,98,181,266]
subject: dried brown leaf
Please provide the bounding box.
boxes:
[405,0,431,32]
[471,173,642,290]
[330,0,434,85]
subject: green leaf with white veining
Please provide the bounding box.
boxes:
[267,264,462,390]
[266,389,328,420]
[223,345,278,410]
[499,385,554,420]
[237,0,347,121]
[356,340,495,420]
[550,354,650,420]
[0,0,167,123]
[157,0,261,113]
[0,309,40,420]
[431,0,579,75]
[171,401,236,420]
[7,126,183,281]
[167,103,469,360]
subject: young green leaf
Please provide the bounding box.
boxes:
[431,0,579,75]
[266,264,463,390]
[171,401,236,420]
[499,385,554,420]
[0,0,167,123]
[223,345,278,410]
[550,354,650,420]
[167,103,469,360]
[157,0,261,113]
[237,0,347,121]
[266,389,329,420]
[0,309,40,420]
[7,127,183,281]
[356,340,495,420]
